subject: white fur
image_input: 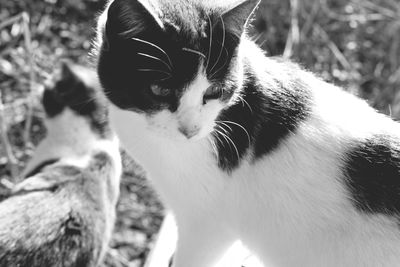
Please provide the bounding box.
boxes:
[109,65,400,267]
[23,108,122,203]
[145,212,263,267]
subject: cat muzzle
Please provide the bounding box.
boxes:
[178,126,200,139]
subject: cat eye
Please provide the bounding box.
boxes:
[203,85,222,104]
[150,84,172,97]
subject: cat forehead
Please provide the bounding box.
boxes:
[139,0,211,35]
[123,12,231,85]
[107,0,225,41]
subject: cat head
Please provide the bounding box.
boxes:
[97,0,259,140]
[22,62,119,179]
[42,61,110,138]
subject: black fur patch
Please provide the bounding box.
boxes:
[344,135,400,215]
[214,65,311,172]
[42,89,65,117]
[252,78,311,159]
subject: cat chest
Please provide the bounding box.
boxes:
[142,146,228,211]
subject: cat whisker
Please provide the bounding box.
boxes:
[209,15,225,74]
[214,128,229,149]
[215,123,231,140]
[102,90,113,98]
[207,136,219,163]
[137,52,172,71]
[69,98,95,113]
[157,74,172,81]
[215,128,240,162]
[64,95,103,117]
[182,48,207,59]
[210,46,228,79]
[205,13,213,71]
[58,90,100,108]
[224,134,240,163]
[252,32,263,43]
[137,69,171,76]
[118,28,137,39]
[215,121,232,133]
[130,37,173,68]
[217,120,251,146]
[211,130,226,150]
[236,94,253,114]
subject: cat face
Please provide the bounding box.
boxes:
[42,61,110,138]
[97,0,259,140]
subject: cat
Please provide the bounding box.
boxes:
[0,62,122,267]
[23,62,113,176]
[95,0,400,266]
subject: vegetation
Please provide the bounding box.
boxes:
[0,0,399,266]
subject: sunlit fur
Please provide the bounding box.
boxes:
[4,63,122,266]
[96,0,400,266]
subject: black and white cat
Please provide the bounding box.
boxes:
[0,62,121,266]
[95,0,400,266]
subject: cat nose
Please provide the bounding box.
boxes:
[178,126,199,139]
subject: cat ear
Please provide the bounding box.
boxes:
[60,60,77,83]
[53,61,89,106]
[59,60,82,93]
[222,0,260,37]
[42,61,78,117]
[105,0,163,42]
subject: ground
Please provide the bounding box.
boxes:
[0,0,399,266]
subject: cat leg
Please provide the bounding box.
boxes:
[172,220,238,267]
[145,212,177,267]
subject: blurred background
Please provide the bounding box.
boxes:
[0,0,399,266]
